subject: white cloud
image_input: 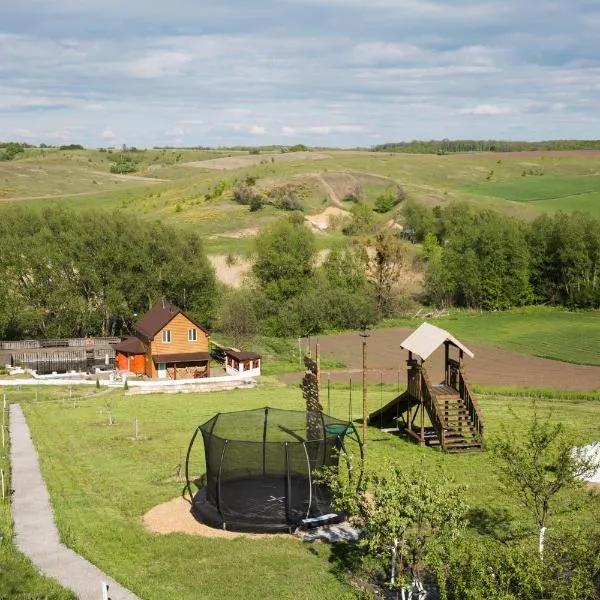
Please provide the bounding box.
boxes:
[225,123,267,134]
[459,104,511,116]
[82,103,106,112]
[123,51,192,78]
[1,1,600,145]
[101,127,116,139]
[223,108,253,116]
[283,124,368,135]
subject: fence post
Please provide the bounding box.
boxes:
[101,582,110,600]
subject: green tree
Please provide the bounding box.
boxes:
[253,217,317,303]
[321,461,467,594]
[216,289,260,346]
[367,229,407,317]
[493,406,597,555]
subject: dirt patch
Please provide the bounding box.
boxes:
[280,326,600,389]
[92,171,167,183]
[208,254,252,288]
[214,227,259,239]
[185,152,330,170]
[305,206,350,231]
[142,496,288,539]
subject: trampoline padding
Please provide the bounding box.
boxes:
[191,475,344,533]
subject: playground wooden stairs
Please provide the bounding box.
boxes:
[369,373,484,452]
[431,384,483,452]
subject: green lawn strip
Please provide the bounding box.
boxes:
[461,174,600,203]
[21,388,357,600]
[19,385,600,599]
[0,396,77,600]
[380,307,600,366]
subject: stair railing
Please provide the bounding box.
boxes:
[420,367,448,450]
[458,367,485,446]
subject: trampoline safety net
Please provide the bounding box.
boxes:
[185,407,361,533]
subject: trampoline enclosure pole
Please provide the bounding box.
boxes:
[262,407,269,475]
[302,441,313,520]
[216,439,229,529]
[184,426,201,505]
[284,441,291,527]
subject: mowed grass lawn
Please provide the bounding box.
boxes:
[9,382,600,600]
[388,308,600,366]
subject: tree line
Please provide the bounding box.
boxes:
[373,139,600,155]
[403,200,600,309]
[0,206,217,340]
[218,214,409,342]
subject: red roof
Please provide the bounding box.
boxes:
[134,301,209,342]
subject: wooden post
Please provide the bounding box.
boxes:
[2,394,6,449]
[327,374,331,414]
[362,338,367,445]
[315,344,321,407]
[134,416,139,440]
[444,342,449,385]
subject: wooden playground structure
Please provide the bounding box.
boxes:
[369,323,484,452]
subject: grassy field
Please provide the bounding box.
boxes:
[384,307,600,366]
[1,382,596,599]
[1,389,79,600]
[4,149,600,237]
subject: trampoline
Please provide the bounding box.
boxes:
[185,407,363,533]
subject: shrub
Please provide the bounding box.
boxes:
[343,183,365,203]
[249,195,264,212]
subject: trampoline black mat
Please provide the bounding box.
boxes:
[191,475,342,533]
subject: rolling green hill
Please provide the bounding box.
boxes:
[2,148,600,253]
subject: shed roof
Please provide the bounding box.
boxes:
[113,336,146,355]
[400,322,474,362]
[226,350,261,361]
[134,301,209,342]
[152,352,210,363]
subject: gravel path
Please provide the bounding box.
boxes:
[9,404,140,600]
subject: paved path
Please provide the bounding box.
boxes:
[9,404,141,600]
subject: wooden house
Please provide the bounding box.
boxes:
[114,301,210,379]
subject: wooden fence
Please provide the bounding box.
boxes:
[0,337,120,350]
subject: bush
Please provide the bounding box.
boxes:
[109,155,137,174]
[343,183,365,203]
[232,183,254,205]
[249,195,264,212]
[267,183,307,212]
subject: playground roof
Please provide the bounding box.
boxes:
[400,322,474,361]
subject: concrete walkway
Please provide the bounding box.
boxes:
[9,404,141,600]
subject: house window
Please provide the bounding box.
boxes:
[162,330,171,343]
[188,328,197,342]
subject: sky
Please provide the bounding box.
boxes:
[1,0,600,148]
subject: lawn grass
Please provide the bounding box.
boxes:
[7,382,599,600]
[382,307,600,366]
[1,390,77,600]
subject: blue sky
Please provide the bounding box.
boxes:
[1,0,599,147]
